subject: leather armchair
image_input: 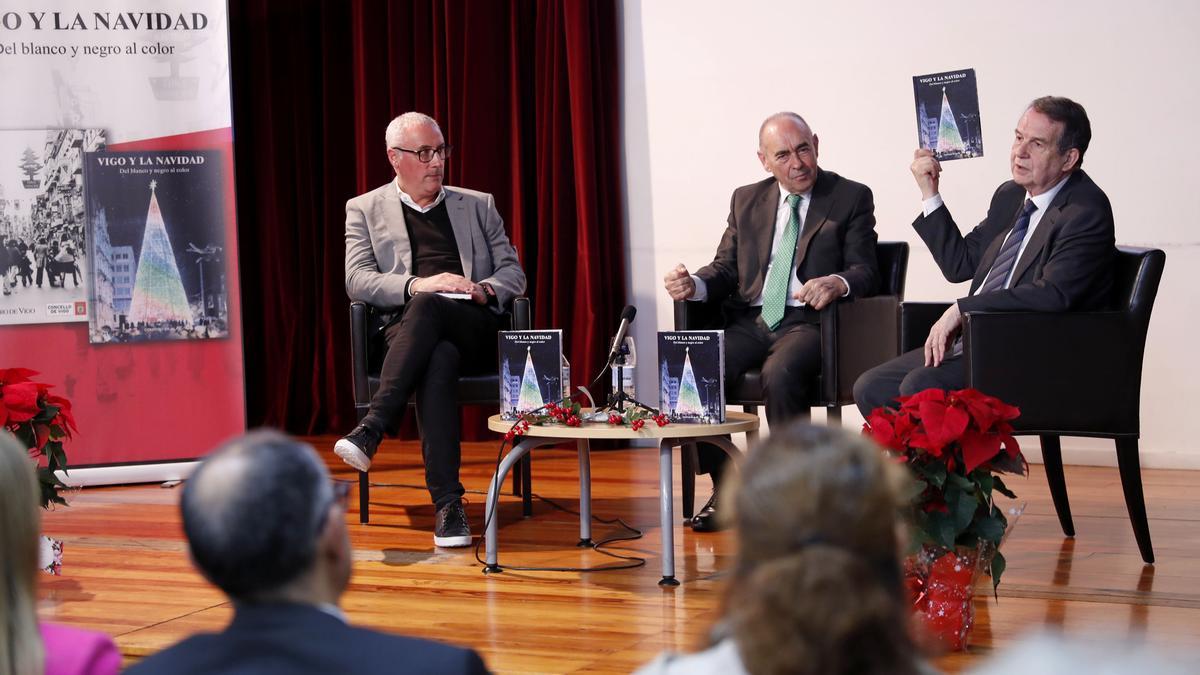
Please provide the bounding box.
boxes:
[349,297,532,523]
[900,246,1165,563]
[673,241,909,517]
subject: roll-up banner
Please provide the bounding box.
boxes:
[0,2,244,480]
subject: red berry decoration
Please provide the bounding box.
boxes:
[631,419,645,431]
[655,415,669,427]
[608,414,623,425]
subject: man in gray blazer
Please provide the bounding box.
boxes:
[663,112,879,531]
[336,112,526,548]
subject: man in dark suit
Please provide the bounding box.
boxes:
[664,112,879,531]
[126,430,489,675]
[854,96,1115,415]
[335,112,526,547]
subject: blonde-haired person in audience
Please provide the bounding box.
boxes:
[637,423,931,675]
[0,431,120,675]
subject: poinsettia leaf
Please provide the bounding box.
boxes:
[1,382,41,422]
[947,485,978,533]
[992,475,1018,499]
[971,513,1007,545]
[900,388,945,411]
[927,512,957,549]
[917,399,969,452]
[38,466,68,488]
[976,473,994,496]
[960,431,1001,473]
[914,462,947,488]
[990,550,1007,595]
[0,367,39,384]
[989,451,1029,476]
[49,445,68,471]
[13,424,37,450]
[945,470,974,492]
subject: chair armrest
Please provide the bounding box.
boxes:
[819,296,900,402]
[963,310,1141,435]
[511,296,531,330]
[673,299,724,331]
[349,301,371,407]
[900,301,951,353]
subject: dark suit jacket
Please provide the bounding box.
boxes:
[124,603,489,675]
[694,170,879,310]
[915,169,1115,314]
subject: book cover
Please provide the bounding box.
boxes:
[658,331,725,423]
[83,149,229,344]
[913,68,983,161]
[499,330,564,420]
[0,128,105,325]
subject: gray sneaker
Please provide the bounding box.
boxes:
[434,499,472,547]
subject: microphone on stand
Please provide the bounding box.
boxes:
[605,305,637,365]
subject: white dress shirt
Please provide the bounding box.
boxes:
[395,178,446,213]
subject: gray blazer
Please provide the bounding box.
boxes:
[344,182,526,313]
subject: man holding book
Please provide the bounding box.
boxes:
[335,112,526,548]
[853,96,1115,415]
[663,112,880,531]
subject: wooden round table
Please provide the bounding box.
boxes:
[484,411,759,586]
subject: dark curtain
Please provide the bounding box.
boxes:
[229,1,625,434]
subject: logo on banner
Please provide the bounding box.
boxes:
[46,303,74,317]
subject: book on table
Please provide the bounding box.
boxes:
[657,330,725,423]
[498,329,564,420]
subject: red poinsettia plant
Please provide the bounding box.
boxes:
[863,388,1027,590]
[1,368,77,508]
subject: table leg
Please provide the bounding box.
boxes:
[577,439,593,547]
[659,438,679,586]
[484,437,544,573]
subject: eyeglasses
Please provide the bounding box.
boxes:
[390,144,453,163]
[314,480,353,532]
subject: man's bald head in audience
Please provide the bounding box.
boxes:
[181,430,350,603]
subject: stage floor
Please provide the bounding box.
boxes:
[39,436,1200,672]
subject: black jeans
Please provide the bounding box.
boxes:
[362,293,501,508]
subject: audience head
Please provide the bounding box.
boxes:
[181,430,351,605]
[0,431,45,675]
[1011,96,1090,195]
[758,111,820,195]
[722,423,917,675]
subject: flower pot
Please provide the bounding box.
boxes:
[908,544,982,651]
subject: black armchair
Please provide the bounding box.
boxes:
[899,246,1165,563]
[349,297,532,524]
[674,241,909,517]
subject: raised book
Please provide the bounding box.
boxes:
[498,330,564,420]
[658,330,725,423]
[913,68,983,161]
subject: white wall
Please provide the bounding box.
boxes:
[620,0,1200,468]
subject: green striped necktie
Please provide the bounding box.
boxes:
[761,193,802,330]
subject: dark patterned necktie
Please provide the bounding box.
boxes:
[978,199,1038,295]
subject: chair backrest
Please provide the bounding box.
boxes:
[1111,246,1166,331]
[876,241,909,300]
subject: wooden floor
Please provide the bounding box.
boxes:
[39,435,1200,673]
